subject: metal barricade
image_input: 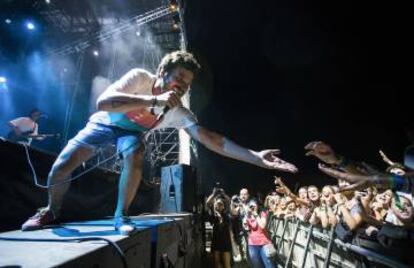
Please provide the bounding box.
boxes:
[269,217,410,268]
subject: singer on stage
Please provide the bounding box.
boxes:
[22,51,298,234]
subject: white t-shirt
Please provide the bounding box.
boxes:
[9,117,38,135]
[89,68,197,132]
[9,117,38,144]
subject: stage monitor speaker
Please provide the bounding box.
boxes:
[160,164,196,213]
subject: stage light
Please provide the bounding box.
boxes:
[172,23,180,31]
[136,31,141,36]
[93,50,99,57]
[26,22,35,30]
[0,77,7,92]
[5,18,12,24]
[168,0,178,11]
[172,13,180,31]
[45,0,51,4]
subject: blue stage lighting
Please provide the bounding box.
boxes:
[5,19,12,24]
[0,77,8,92]
[26,22,35,30]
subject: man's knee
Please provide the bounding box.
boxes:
[49,146,90,178]
[123,147,144,169]
[49,156,73,179]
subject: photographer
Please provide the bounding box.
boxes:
[206,185,232,268]
[244,199,276,268]
[230,188,251,262]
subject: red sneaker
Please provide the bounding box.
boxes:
[21,207,57,231]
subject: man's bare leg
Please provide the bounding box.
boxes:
[114,145,145,218]
[113,137,144,235]
[22,143,94,231]
[47,144,95,213]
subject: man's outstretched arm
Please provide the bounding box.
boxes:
[185,124,298,173]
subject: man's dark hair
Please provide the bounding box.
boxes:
[29,108,41,117]
[307,185,318,191]
[157,50,201,75]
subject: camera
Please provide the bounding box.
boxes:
[213,182,224,195]
[231,195,241,204]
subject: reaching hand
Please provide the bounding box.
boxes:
[305,141,340,164]
[318,163,366,183]
[274,176,285,186]
[275,186,287,195]
[379,150,395,166]
[274,177,292,195]
[334,193,347,204]
[318,163,374,192]
[256,149,298,173]
[371,202,383,212]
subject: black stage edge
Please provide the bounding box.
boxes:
[0,139,159,232]
[0,140,203,268]
[0,214,203,268]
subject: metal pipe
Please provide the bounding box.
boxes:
[285,220,300,268]
[300,225,314,268]
[277,219,289,253]
[334,239,411,268]
[322,226,336,268]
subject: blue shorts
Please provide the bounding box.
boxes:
[68,122,143,156]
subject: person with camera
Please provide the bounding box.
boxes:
[243,199,276,268]
[206,185,232,268]
[230,188,251,262]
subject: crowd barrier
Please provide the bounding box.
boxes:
[268,217,411,268]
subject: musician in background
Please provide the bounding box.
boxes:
[7,108,45,145]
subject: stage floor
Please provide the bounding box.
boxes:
[0,213,194,268]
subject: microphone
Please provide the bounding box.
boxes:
[156,86,182,121]
[157,105,170,120]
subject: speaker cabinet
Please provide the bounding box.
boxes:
[160,164,196,213]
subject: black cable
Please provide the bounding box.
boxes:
[0,236,128,268]
[24,139,141,188]
[25,107,169,189]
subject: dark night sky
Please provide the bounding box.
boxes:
[0,1,411,197]
[184,1,411,194]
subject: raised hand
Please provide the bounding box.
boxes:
[305,141,340,164]
[275,186,287,195]
[318,163,368,183]
[379,150,395,166]
[274,176,292,195]
[256,150,298,173]
[318,163,373,192]
[274,176,285,186]
[371,202,383,212]
[334,193,347,204]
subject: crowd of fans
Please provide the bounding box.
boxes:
[204,140,414,268]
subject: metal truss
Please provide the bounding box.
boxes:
[48,6,173,56]
[33,1,100,34]
[146,128,180,169]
